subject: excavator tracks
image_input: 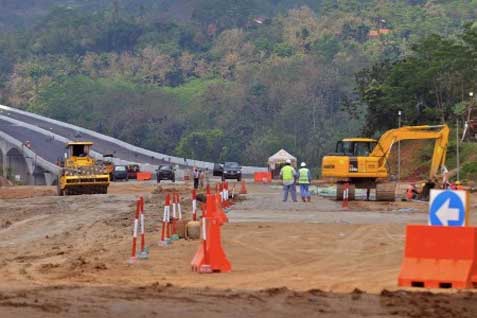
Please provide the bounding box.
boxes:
[375,183,396,201]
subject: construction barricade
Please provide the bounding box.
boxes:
[254,172,272,183]
[136,172,152,181]
[191,194,231,273]
[398,225,477,289]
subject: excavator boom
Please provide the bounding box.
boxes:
[370,125,449,179]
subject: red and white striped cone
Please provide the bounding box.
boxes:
[219,183,224,203]
[223,182,230,209]
[128,199,141,264]
[160,194,172,246]
[342,183,349,208]
[225,182,229,201]
[171,193,179,240]
[137,196,149,259]
[199,217,212,273]
[177,193,182,220]
[192,189,197,221]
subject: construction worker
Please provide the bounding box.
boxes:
[199,169,205,189]
[449,181,457,190]
[406,183,418,200]
[193,167,200,189]
[456,180,464,190]
[298,162,311,202]
[280,159,297,202]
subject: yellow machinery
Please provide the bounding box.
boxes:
[57,142,110,195]
[321,125,449,201]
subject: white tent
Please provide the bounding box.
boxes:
[268,149,297,170]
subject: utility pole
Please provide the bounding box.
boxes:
[397,110,402,184]
[456,118,460,181]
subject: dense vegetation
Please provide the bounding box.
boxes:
[1,0,476,169]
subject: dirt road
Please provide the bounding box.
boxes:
[0,182,476,317]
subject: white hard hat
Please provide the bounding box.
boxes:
[285,159,291,164]
[301,162,306,167]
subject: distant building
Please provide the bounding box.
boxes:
[253,16,268,25]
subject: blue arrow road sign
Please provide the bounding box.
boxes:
[429,190,466,226]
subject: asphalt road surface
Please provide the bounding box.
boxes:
[0,117,65,163]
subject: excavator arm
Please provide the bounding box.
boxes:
[370,125,449,179]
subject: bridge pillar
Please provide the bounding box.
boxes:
[6,147,34,185]
[44,172,57,186]
[0,148,4,178]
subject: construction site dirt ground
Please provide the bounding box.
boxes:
[1,181,477,317]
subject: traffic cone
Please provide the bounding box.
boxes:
[215,194,229,225]
[342,183,349,209]
[192,189,197,221]
[171,193,179,241]
[191,194,231,273]
[177,193,182,220]
[222,182,229,208]
[240,180,247,194]
[137,196,149,259]
[128,198,141,264]
[160,194,172,246]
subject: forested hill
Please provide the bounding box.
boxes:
[0,1,476,167]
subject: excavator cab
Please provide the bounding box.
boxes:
[335,138,377,157]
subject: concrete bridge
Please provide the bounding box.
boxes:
[0,105,266,185]
[0,129,60,185]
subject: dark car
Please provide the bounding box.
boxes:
[222,162,242,181]
[112,165,128,181]
[213,163,223,177]
[157,165,175,183]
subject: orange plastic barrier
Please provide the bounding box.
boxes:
[398,225,477,289]
[136,172,152,181]
[254,172,272,183]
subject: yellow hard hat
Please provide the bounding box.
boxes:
[421,183,426,187]
[455,181,461,185]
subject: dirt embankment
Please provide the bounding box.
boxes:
[1,284,477,318]
[0,182,476,317]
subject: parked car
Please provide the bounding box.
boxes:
[222,162,242,181]
[127,164,140,179]
[112,165,128,181]
[157,165,175,183]
[213,163,223,177]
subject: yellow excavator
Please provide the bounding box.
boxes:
[57,142,110,196]
[321,125,449,201]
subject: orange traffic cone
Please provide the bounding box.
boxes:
[160,194,172,246]
[215,194,228,225]
[342,183,349,208]
[191,194,231,273]
[240,180,247,194]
